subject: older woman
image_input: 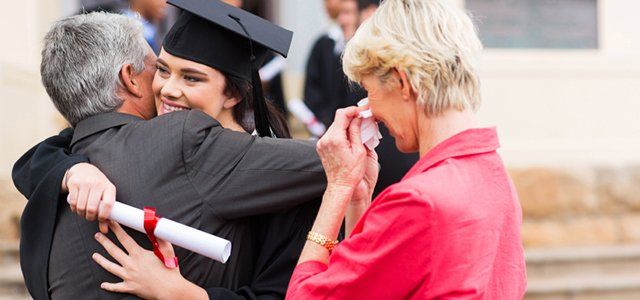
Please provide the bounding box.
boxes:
[286,0,527,299]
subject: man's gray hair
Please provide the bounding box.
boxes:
[41,12,149,126]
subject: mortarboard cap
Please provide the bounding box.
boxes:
[164,0,293,137]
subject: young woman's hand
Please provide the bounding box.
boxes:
[64,163,116,233]
[92,222,206,300]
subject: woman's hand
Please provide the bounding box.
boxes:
[316,107,368,190]
[64,163,116,233]
[351,148,379,205]
[92,222,206,300]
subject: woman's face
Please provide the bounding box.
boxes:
[152,49,240,123]
[361,73,420,153]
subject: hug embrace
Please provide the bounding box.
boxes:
[13,0,526,299]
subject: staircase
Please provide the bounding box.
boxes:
[525,245,640,299]
[0,240,28,300]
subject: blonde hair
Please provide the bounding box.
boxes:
[343,0,483,116]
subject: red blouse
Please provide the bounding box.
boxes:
[287,128,527,299]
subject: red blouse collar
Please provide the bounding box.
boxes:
[403,127,501,179]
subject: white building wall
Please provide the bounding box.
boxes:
[0,0,70,179]
[276,0,640,167]
[475,0,640,167]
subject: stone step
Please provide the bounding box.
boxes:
[526,274,640,300]
[526,245,640,278]
[525,245,640,300]
[0,240,19,264]
[0,264,27,297]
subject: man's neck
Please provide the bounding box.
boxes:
[117,100,152,120]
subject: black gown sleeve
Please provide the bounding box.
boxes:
[11,128,88,300]
[205,200,320,300]
[183,111,327,220]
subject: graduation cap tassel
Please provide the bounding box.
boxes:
[251,68,273,137]
[230,14,273,137]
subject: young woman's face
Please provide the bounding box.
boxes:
[152,49,240,122]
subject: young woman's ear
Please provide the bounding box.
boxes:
[223,96,241,109]
[120,63,144,98]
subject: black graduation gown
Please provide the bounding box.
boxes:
[303,35,365,128]
[12,128,89,300]
[12,128,321,300]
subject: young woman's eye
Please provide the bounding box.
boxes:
[184,75,201,83]
[156,65,169,74]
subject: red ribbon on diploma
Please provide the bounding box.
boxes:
[143,207,179,269]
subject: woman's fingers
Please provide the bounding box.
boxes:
[332,107,362,130]
[157,238,176,259]
[98,221,109,235]
[109,221,140,255]
[100,281,132,294]
[94,232,129,265]
[348,117,363,147]
[92,252,126,279]
[366,147,379,160]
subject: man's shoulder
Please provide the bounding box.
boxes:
[116,110,222,141]
[73,110,222,155]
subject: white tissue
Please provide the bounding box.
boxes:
[357,98,382,150]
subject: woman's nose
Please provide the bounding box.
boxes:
[160,77,181,99]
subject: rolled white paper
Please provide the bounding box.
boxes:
[259,56,287,82]
[287,98,327,137]
[109,202,232,264]
[357,98,382,150]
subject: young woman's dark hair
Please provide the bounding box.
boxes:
[223,72,291,138]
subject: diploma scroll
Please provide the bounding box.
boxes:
[110,202,232,264]
[287,98,327,137]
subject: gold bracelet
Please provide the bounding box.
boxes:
[307,231,339,252]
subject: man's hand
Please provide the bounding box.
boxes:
[63,163,116,233]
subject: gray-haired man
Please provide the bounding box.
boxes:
[15,12,325,299]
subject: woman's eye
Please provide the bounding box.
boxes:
[156,66,169,74]
[184,76,201,83]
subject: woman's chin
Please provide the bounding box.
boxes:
[394,136,418,153]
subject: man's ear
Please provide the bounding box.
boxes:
[119,64,143,98]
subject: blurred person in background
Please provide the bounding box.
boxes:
[286,0,527,298]
[80,0,172,54]
[123,0,170,53]
[303,0,365,129]
[80,0,127,13]
[222,0,242,7]
[358,0,379,23]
